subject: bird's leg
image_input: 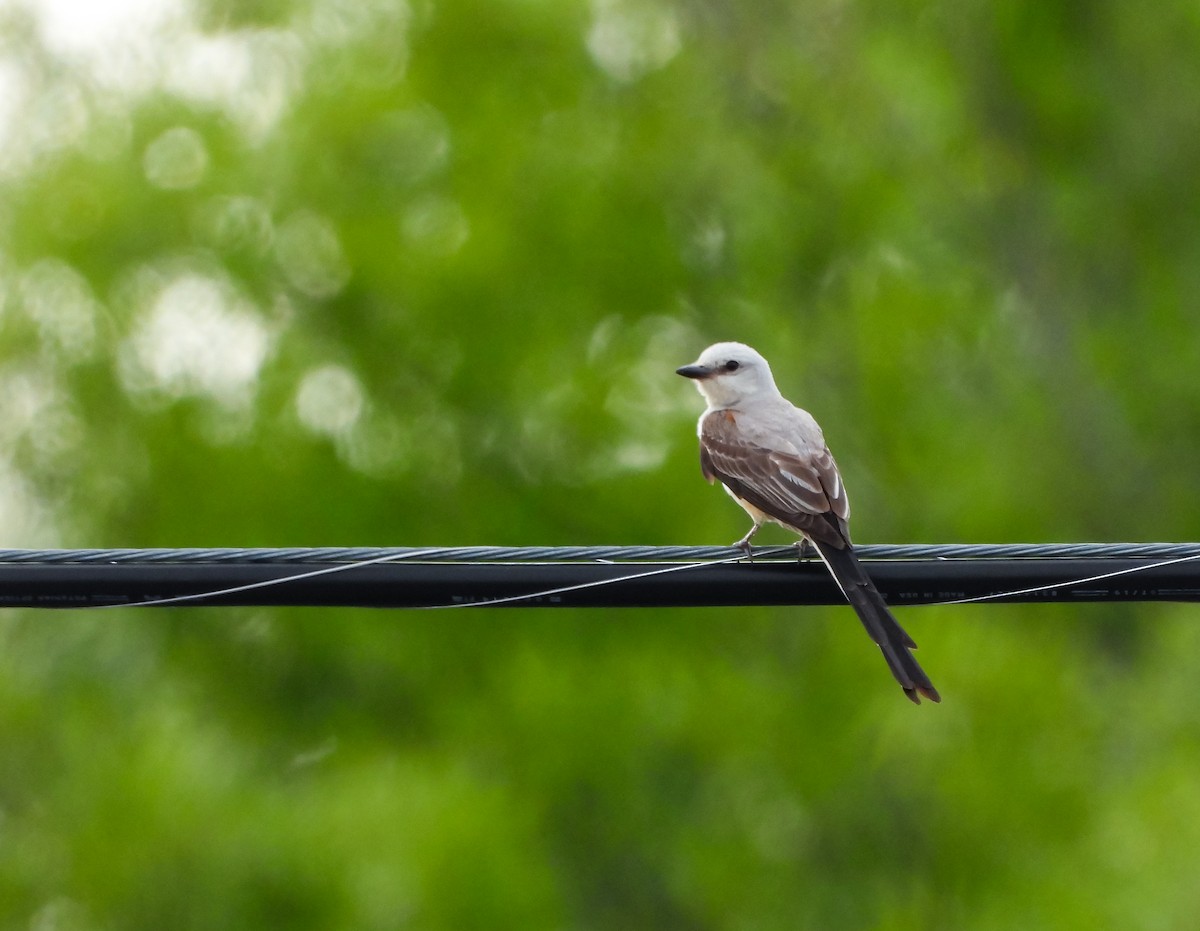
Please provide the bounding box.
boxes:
[794,538,818,560]
[733,522,762,560]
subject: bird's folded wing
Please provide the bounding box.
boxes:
[700,410,850,547]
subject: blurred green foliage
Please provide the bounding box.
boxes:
[2,0,1200,927]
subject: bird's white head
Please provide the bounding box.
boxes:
[676,341,782,409]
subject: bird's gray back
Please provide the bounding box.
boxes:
[729,396,826,457]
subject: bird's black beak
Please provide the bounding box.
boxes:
[676,364,711,380]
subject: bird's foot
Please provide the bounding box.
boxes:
[732,529,759,562]
[794,540,818,560]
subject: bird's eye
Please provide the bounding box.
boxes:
[724,360,740,372]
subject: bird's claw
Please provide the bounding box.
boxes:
[732,524,761,562]
[794,540,818,560]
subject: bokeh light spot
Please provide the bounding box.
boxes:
[586,0,682,82]
[295,364,365,437]
[119,272,273,408]
[164,29,304,143]
[401,196,469,256]
[275,210,350,299]
[366,105,451,188]
[0,456,56,546]
[17,259,100,361]
[143,126,209,190]
[194,195,275,257]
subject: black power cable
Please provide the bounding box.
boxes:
[0,544,1198,609]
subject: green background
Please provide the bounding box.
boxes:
[2,0,1200,927]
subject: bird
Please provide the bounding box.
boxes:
[676,341,940,704]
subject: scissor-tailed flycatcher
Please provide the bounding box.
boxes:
[677,341,940,704]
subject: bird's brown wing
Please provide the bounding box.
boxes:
[699,409,849,548]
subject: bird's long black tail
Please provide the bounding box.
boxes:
[812,541,941,704]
